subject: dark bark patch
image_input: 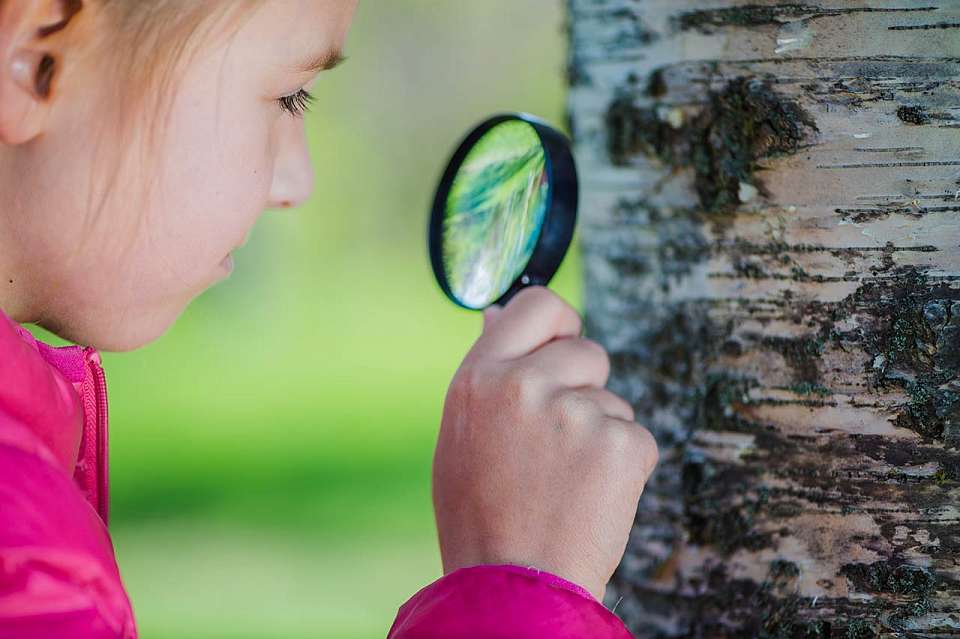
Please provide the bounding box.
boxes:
[672,3,940,34]
[841,561,938,624]
[683,440,777,555]
[862,281,960,444]
[843,619,877,639]
[697,374,761,433]
[835,205,924,224]
[675,5,820,33]
[769,559,800,580]
[741,333,824,384]
[603,199,712,292]
[822,270,960,444]
[674,5,939,34]
[653,561,833,638]
[684,470,771,555]
[761,602,832,639]
[646,68,667,97]
[841,561,935,596]
[606,77,818,213]
[614,14,659,48]
[853,434,960,484]
[687,505,776,555]
[607,253,651,277]
[785,382,831,397]
[897,105,931,125]
[620,304,733,410]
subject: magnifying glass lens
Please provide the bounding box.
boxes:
[429,113,577,311]
[442,120,549,309]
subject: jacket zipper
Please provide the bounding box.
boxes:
[85,347,110,526]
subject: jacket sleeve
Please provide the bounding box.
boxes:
[387,564,633,639]
[0,439,136,639]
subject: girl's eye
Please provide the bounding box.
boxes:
[278,88,316,118]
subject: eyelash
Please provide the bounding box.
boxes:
[278,88,316,118]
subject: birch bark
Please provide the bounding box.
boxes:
[567,1,960,635]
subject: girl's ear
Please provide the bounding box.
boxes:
[0,0,84,145]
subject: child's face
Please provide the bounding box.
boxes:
[2,0,357,351]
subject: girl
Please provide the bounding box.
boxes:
[0,1,659,637]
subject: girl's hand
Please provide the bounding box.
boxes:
[432,286,659,601]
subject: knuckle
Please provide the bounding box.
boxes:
[605,421,658,466]
[502,363,540,405]
[631,424,660,473]
[554,390,599,428]
[580,338,611,377]
[603,419,635,453]
[634,423,658,455]
[580,337,606,357]
[610,392,636,422]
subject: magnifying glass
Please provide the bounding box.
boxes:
[428,113,579,310]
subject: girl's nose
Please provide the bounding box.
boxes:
[267,117,315,210]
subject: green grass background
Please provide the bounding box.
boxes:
[37,3,579,638]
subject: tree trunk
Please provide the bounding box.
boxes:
[567,1,960,636]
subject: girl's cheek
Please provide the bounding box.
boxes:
[204,131,275,252]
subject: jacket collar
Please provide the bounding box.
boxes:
[0,309,110,524]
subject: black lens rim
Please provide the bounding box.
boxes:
[428,112,579,310]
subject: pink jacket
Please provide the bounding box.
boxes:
[0,309,632,638]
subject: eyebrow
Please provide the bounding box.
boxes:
[297,48,348,74]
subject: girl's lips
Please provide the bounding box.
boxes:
[220,253,235,272]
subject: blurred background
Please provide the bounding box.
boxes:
[44,3,578,638]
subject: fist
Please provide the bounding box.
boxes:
[432,286,659,600]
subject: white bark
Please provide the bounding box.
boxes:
[568,1,960,636]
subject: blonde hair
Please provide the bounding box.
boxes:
[96,1,258,134]
[80,1,261,244]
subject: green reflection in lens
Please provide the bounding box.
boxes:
[442,120,549,309]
